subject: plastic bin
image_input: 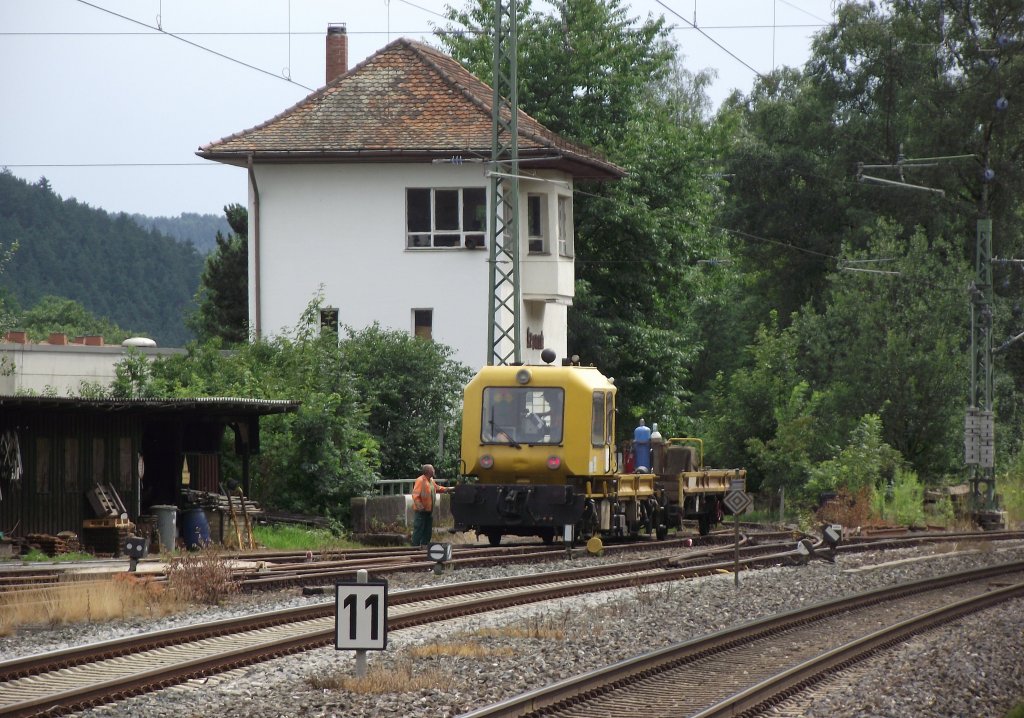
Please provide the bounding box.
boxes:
[151,505,177,552]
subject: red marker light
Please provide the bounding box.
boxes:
[480,454,494,469]
[546,455,561,470]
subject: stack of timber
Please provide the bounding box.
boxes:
[183,489,263,518]
[261,510,332,529]
[25,532,81,556]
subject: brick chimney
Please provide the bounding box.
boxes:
[4,330,28,344]
[326,23,348,84]
[47,332,68,345]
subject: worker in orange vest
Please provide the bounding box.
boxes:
[411,464,449,546]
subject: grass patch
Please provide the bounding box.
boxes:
[466,624,566,640]
[408,641,515,658]
[308,660,440,694]
[252,523,359,551]
[0,573,183,634]
[1005,703,1024,718]
[462,610,575,641]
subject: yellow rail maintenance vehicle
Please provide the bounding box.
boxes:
[452,351,745,546]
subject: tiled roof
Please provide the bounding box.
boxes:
[198,38,624,180]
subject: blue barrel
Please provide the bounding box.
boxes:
[181,507,210,550]
[633,420,652,472]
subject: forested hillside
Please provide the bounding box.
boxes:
[128,212,229,255]
[0,170,202,346]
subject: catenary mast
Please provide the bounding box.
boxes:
[486,0,521,366]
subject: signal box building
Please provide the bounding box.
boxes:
[198,27,624,369]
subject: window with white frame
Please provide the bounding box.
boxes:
[557,195,572,257]
[406,188,486,249]
[527,193,548,253]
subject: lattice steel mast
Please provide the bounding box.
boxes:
[966,184,997,517]
[486,0,521,366]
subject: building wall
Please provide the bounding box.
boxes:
[0,343,184,396]
[249,163,575,369]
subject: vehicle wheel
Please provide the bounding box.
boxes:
[486,531,502,547]
[540,529,555,545]
[656,524,668,541]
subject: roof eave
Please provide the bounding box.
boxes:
[197,149,625,179]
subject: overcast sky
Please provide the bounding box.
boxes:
[0,0,835,218]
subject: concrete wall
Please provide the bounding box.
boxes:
[350,493,452,535]
[0,341,184,396]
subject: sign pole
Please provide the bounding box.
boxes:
[733,510,739,587]
[355,568,368,678]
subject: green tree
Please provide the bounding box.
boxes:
[149,298,469,526]
[17,295,131,343]
[338,324,472,482]
[795,224,970,478]
[807,413,903,502]
[441,0,728,430]
[187,204,248,344]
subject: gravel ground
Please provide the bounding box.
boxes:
[5,540,1024,718]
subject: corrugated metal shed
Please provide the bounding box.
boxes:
[0,396,300,541]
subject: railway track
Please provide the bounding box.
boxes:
[456,559,1024,718]
[0,540,840,718]
[2,537,1023,716]
[1,527,1020,599]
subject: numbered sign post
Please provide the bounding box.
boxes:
[724,479,752,589]
[336,570,388,677]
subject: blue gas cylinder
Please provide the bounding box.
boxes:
[633,419,652,472]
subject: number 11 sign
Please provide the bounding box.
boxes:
[335,580,388,651]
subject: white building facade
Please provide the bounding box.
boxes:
[200,30,621,370]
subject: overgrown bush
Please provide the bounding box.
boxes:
[871,468,926,527]
[998,450,1024,528]
[164,548,237,605]
[816,487,872,529]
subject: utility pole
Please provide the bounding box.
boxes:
[486,0,521,366]
[965,185,1000,527]
[859,151,1005,528]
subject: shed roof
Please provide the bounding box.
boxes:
[198,38,625,180]
[0,396,300,417]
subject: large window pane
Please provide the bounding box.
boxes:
[463,188,486,231]
[527,195,542,237]
[482,387,563,445]
[435,190,460,230]
[558,196,571,256]
[407,189,431,231]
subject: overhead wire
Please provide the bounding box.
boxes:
[72,0,315,91]
[653,0,767,79]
